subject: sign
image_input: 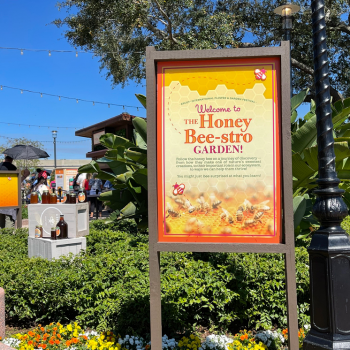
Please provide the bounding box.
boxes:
[0,173,19,208]
[157,57,281,243]
[93,130,105,145]
[147,44,299,350]
[55,169,64,189]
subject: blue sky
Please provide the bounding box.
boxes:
[0,1,309,161]
[0,0,146,160]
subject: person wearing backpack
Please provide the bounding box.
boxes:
[89,173,103,218]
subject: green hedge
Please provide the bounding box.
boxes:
[0,220,310,335]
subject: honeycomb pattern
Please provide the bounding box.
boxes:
[165,187,275,237]
[163,62,275,99]
[161,67,279,239]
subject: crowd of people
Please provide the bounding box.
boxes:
[0,155,114,228]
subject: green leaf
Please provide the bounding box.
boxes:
[120,202,137,217]
[310,99,316,112]
[291,110,297,123]
[291,115,317,153]
[132,117,147,143]
[125,147,147,166]
[78,160,100,174]
[291,89,308,111]
[293,196,306,228]
[334,100,343,113]
[133,129,147,150]
[132,169,148,190]
[135,94,146,109]
[100,133,135,150]
[292,153,316,190]
[302,146,318,171]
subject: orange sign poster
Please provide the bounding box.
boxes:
[0,173,19,208]
[157,57,281,243]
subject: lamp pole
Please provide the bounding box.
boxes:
[52,130,57,171]
[303,1,350,350]
[274,3,300,98]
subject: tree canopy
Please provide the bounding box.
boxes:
[55,0,350,99]
[0,137,46,170]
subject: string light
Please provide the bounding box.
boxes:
[0,46,144,56]
[0,84,144,110]
[0,135,90,143]
[108,104,110,108]
[21,90,23,94]
[0,121,81,129]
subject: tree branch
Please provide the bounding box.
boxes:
[145,21,167,40]
[328,22,350,35]
[151,0,178,44]
[291,58,343,102]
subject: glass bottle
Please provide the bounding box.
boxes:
[70,192,77,204]
[50,227,57,240]
[78,184,87,203]
[30,191,38,204]
[66,192,71,204]
[56,215,68,239]
[42,190,50,204]
[50,192,57,204]
[35,225,43,238]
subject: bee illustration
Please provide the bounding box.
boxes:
[175,198,197,213]
[236,207,244,221]
[166,202,181,218]
[221,227,232,235]
[165,222,171,233]
[209,193,222,209]
[254,211,264,221]
[244,199,256,213]
[196,196,211,214]
[172,182,185,196]
[266,220,274,233]
[252,200,270,211]
[242,219,260,228]
[196,220,205,233]
[254,68,267,81]
[220,208,234,224]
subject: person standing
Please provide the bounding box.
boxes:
[89,173,103,218]
[0,156,29,229]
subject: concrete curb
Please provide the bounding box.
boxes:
[0,288,4,340]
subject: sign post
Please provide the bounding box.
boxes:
[147,43,298,350]
[0,170,22,228]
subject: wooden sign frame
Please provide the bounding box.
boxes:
[146,42,298,350]
[0,170,22,228]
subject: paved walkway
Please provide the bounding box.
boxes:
[0,343,15,350]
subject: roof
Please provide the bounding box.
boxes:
[75,113,137,138]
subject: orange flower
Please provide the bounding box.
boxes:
[41,327,45,332]
[57,334,61,339]
[72,338,79,344]
[145,345,150,350]
[53,331,56,336]
[240,335,245,341]
[49,340,54,345]
[250,339,255,342]
[298,332,301,337]
[28,331,34,337]
[55,340,60,345]
[41,344,47,349]
[66,340,71,347]
[49,323,53,326]
[282,329,288,335]
[83,336,88,340]
[53,327,57,331]
[245,334,249,340]
[57,323,61,326]
[28,341,33,346]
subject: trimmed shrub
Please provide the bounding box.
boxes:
[0,225,310,335]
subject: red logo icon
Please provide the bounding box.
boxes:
[173,183,185,196]
[7,177,11,181]
[254,68,267,81]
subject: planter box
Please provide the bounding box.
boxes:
[28,203,89,238]
[28,237,86,260]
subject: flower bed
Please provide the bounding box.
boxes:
[1,322,309,350]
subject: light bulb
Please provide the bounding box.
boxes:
[137,107,139,111]
[76,99,79,103]
[123,105,125,110]
[21,49,23,55]
[1,86,3,90]
[93,101,95,106]
[108,104,110,108]
[76,51,78,57]
[49,50,51,56]
[21,90,23,94]
[59,96,61,101]
[282,7,292,16]
[41,93,43,98]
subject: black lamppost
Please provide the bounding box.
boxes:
[52,130,57,170]
[303,1,350,349]
[274,3,300,97]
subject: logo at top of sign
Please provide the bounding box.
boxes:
[7,177,11,181]
[254,68,267,81]
[173,183,185,196]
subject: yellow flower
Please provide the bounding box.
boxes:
[67,324,73,332]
